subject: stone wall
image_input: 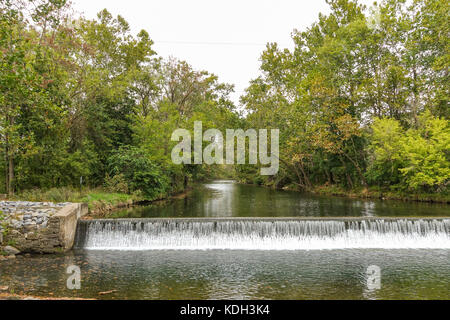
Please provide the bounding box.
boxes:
[1,202,88,254]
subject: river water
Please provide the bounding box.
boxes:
[0,181,449,300]
[108,180,450,218]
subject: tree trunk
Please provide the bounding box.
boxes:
[279,157,305,189]
[343,153,368,188]
[8,154,14,196]
[325,169,332,185]
[5,114,15,195]
[298,162,312,190]
[291,163,304,189]
[4,146,9,195]
[339,155,354,189]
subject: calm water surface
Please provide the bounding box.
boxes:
[110,180,450,218]
[1,250,449,300]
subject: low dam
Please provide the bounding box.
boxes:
[75,218,450,250]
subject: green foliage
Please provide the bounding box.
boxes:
[12,187,139,211]
[14,187,84,203]
[1,0,447,201]
[104,174,129,194]
[399,113,450,191]
[366,118,404,186]
[107,146,170,200]
[367,112,450,192]
[238,0,449,195]
[80,191,137,208]
[0,1,237,198]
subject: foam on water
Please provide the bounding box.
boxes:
[75,219,450,251]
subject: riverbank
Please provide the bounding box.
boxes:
[82,188,193,219]
[308,185,450,204]
[8,188,143,216]
[8,186,194,218]
[240,180,450,204]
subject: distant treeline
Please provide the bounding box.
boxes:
[237,0,449,195]
[0,0,238,198]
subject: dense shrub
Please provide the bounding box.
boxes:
[104,174,129,194]
[107,146,170,200]
[367,112,450,192]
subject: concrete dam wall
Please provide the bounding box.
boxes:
[75,217,450,251]
[2,202,88,253]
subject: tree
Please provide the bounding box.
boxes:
[399,112,450,191]
[367,112,450,192]
[239,0,449,194]
[0,1,38,194]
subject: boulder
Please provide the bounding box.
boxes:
[3,245,21,255]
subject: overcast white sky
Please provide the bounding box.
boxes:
[71,0,374,105]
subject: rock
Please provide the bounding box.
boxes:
[0,256,6,261]
[0,286,9,291]
[7,255,16,259]
[9,230,20,236]
[3,246,20,255]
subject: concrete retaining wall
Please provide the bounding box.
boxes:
[5,203,88,253]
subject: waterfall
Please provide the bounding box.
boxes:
[75,218,450,251]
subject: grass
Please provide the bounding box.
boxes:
[80,191,136,205]
[11,187,85,203]
[80,191,142,213]
[10,187,144,214]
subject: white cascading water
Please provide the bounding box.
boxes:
[75,219,450,251]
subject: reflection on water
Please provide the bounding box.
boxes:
[0,250,449,300]
[109,180,450,218]
[203,181,235,217]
